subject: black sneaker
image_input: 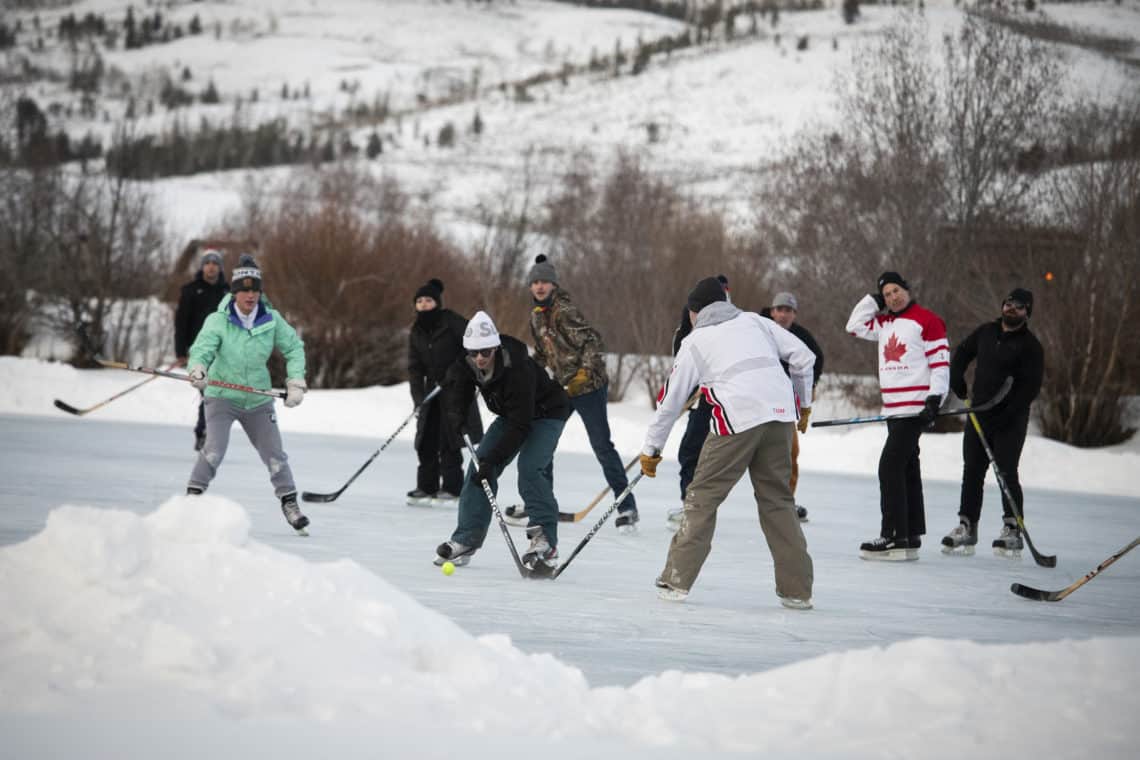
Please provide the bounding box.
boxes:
[615,508,640,534]
[859,536,918,562]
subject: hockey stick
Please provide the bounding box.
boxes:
[552,464,651,580]
[463,434,531,579]
[301,386,442,503]
[96,360,287,399]
[1011,536,1139,602]
[53,361,179,416]
[968,408,1056,567]
[812,377,1013,428]
[504,454,639,524]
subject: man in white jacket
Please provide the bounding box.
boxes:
[640,277,817,609]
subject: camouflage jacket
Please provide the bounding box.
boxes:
[529,288,608,397]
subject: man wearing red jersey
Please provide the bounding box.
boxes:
[846,272,950,561]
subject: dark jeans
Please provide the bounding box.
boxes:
[415,397,464,495]
[878,416,926,539]
[570,384,636,513]
[678,397,713,500]
[960,413,1029,525]
[452,416,565,549]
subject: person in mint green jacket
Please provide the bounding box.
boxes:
[185,254,311,533]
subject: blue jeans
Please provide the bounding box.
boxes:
[452,417,565,548]
[678,397,713,500]
[571,384,635,513]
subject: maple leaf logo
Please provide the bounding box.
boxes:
[883,333,906,363]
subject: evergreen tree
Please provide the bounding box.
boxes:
[366,130,383,159]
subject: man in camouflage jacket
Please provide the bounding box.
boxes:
[527,255,638,530]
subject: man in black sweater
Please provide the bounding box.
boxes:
[174,249,228,450]
[762,292,824,521]
[406,278,483,505]
[433,311,571,575]
[942,288,1044,557]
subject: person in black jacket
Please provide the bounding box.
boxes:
[942,288,1044,557]
[407,279,483,505]
[433,311,571,575]
[762,291,824,521]
[174,249,228,450]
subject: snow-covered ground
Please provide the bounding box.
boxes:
[1,358,1139,757]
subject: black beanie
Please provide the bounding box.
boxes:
[1006,287,1033,317]
[687,277,727,313]
[231,254,262,293]
[414,278,444,307]
[877,271,909,293]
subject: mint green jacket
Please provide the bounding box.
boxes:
[188,294,306,409]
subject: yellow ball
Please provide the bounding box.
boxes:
[441,561,455,576]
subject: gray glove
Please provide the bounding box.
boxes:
[284,378,307,408]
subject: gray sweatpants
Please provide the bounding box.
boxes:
[188,397,296,498]
[659,420,813,600]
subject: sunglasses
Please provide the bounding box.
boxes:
[1003,300,1027,311]
[466,348,496,358]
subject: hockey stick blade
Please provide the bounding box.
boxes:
[53,399,85,416]
[300,489,344,503]
[1010,536,1139,602]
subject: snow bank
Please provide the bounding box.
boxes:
[3,356,1136,498]
[1,496,1137,759]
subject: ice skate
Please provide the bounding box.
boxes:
[280,492,310,535]
[433,540,476,567]
[615,507,640,535]
[795,505,809,522]
[655,577,689,602]
[777,592,813,610]
[859,536,918,562]
[941,518,978,556]
[522,526,558,573]
[992,520,1024,559]
[665,506,684,533]
[406,488,433,507]
[431,490,459,507]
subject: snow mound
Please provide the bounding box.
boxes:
[1,496,1137,758]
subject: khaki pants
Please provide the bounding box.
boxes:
[659,421,813,599]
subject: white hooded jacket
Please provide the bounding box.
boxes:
[643,302,816,455]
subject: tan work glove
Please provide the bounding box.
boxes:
[640,452,663,478]
[565,368,590,396]
[797,408,811,434]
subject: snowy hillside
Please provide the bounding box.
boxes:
[6,1,1138,241]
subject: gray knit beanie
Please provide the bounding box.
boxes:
[527,254,558,284]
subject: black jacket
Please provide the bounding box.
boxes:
[408,308,470,406]
[950,319,1044,428]
[760,307,825,386]
[443,335,570,468]
[174,271,229,357]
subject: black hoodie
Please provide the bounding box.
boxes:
[174,269,229,358]
[443,335,570,468]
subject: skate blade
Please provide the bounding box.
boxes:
[406,497,433,507]
[941,544,976,556]
[993,547,1022,559]
[860,549,919,562]
[656,586,689,602]
[294,528,309,537]
[432,553,472,567]
[616,523,639,536]
[430,498,458,507]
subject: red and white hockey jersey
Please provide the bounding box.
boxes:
[846,294,950,416]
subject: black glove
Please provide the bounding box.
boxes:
[474,459,496,484]
[918,395,941,430]
[872,292,886,311]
